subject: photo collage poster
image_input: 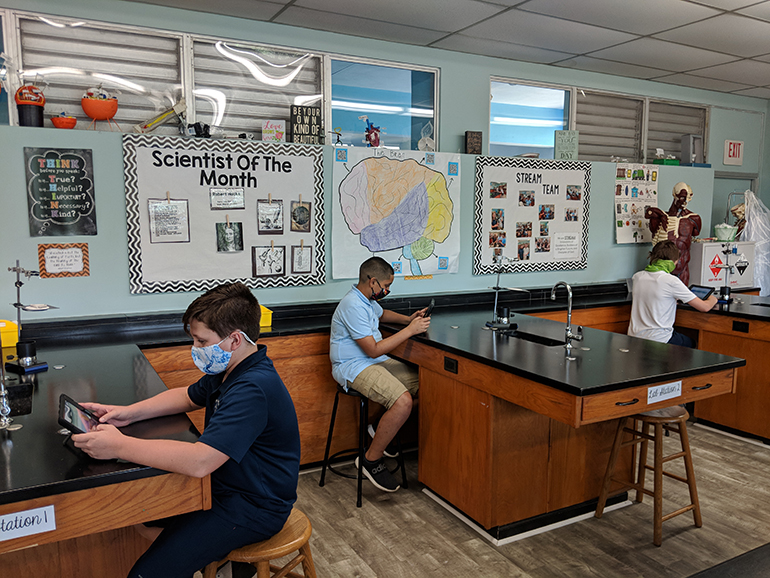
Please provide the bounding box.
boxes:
[331,147,461,279]
[473,157,591,275]
[123,134,324,294]
[614,163,658,244]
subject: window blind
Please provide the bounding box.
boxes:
[576,91,643,162]
[19,16,183,133]
[647,101,706,162]
[192,40,322,138]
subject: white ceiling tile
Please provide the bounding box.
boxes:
[737,1,770,20]
[517,0,720,35]
[688,58,770,84]
[432,34,575,63]
[293,0,503,33]
[553,56,672,80]
[730,86,770,97]
[654,13,770,57]
[274,7,448,45]
[655,73,753,92]
[589,38,738,71]
[461,8,637,53]
[689,0,762,9]
[124,0,287,20]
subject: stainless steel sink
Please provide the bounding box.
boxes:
[509,330,565,347]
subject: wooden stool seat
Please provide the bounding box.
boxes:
[202,508,317,578]
[595,407,702,546]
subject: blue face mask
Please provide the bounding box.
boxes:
[191,331,254,375]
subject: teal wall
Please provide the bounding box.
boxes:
[0,0,763,323]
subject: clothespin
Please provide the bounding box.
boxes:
[226,214,230,227]
[166,191,171,203]
[271,239,274,249]
[300,239,304,248]
[299,194,302,204]
[268,193,272,205]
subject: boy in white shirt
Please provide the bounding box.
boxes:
[628,240,717,347]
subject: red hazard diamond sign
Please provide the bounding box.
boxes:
[709,254,723,277]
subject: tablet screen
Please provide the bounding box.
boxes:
[62,398,100,433]
[689,285,714,300]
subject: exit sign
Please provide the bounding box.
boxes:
[724,140,744,166]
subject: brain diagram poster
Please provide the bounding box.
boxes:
[331,148,461,279]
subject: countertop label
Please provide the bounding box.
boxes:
[647,380,682,404]
[0,505,56,542]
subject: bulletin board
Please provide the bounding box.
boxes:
[123,134,324,294]
[331,148,461,279]
[473,156,591,275]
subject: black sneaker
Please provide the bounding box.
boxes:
[367,424,399,458]
[356,456,401,492]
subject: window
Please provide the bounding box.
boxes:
[192,40,322,138]
[16,15,182,133]
[647,101,706,162]
[489,80,569,159]
[575,91,643,162]
[330,59,436,150]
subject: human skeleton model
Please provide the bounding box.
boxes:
[645,182,701,286]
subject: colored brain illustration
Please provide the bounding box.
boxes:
[338,157,453,274]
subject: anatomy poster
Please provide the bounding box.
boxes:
[123,134,324,294]
[614,163,658,244]
[331,148,461,279]
[473,156,590,275]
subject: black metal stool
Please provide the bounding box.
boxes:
[318,384,407,507]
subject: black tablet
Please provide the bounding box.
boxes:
[58,394,101,435]
[425,298,435,317]
[689,284,715,300]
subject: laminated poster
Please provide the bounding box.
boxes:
[614,163,658,244]
[24,147,97,237]
[473,157,591,275]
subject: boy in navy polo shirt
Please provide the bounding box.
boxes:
[73,282,300,578]
[330,257,430,493]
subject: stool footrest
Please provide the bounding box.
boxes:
[661,450,686,464]
[661,504,696,523]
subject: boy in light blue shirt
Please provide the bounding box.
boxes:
[330,257,430,492]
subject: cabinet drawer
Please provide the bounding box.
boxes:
[580,369,735,424]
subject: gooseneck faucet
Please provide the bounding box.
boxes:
[550,281,583,349]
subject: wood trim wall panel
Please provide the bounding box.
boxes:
[1,527,151,578]
[547,419,634,511]
[392,340,581,427]
[530,305,631,334]
[693,332,770,438]
[0,473,207,553]
[676,309,770,342]
[580,369,734,424]
[418,368,495,527]
[490,397,550,527]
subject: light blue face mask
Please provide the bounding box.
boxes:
[191,331,255,375]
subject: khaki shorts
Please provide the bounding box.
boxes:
[348,357,419,409]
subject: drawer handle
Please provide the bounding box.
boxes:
[615,398,639,406]
[692,383,712,391]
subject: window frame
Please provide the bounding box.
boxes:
[490,76,712,163]
[325,53,440,151]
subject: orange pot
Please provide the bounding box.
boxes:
[51,116,77,129]
[81,97,118,120]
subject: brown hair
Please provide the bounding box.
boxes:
[183,282,261,341]
[358,256,394,284]
[649,240,680,263]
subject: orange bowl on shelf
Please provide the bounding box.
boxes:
[81,97,118,120]
[51,116,77,129]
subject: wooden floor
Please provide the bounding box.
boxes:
[289,423,770,578]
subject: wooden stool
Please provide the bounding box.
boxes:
[595,406,702,546]
[202,508,317,578]
[319,384,407,507]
